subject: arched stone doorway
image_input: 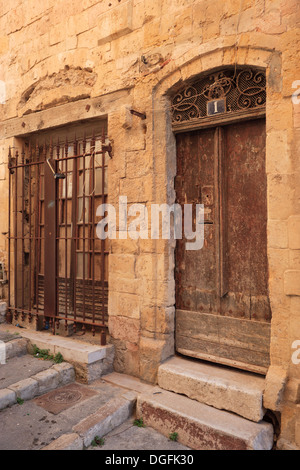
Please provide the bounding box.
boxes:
[170,66,271,374]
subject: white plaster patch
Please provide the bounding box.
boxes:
[0,80,6,104]
[85,60,95,69]
[0,340,6,364]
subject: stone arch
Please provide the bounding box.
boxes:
[148,44,282,371]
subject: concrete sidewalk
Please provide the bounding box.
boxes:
[0,375,190,451]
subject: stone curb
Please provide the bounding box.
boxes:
[5,338,28,360]
[0,362,75,410]
[0,388,16,409]
[42,391,137,450]
[0,302,7,324]
[41,433,84,451]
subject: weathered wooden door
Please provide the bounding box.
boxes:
[175,118,271,374]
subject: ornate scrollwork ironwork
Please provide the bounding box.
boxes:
[171,67,266,124]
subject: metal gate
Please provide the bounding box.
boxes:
[7,129,112,345]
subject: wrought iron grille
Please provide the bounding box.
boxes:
[171,67,266,125]
[7,129,112,345]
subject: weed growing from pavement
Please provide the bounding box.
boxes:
[32,344,64,363]
[169,432,178,441]
[91,436,105,447]
[133,418,145,428]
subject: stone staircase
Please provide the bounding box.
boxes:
[0,329,76,410]
[150,356,274,450]
[0,326,137,450]
[0,323,275,450]
[0,322,117,413]
[103,356,275,451]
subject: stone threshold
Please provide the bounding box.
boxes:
[158,356,266,422]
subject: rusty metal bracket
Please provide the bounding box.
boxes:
[130,109,146,120]
[8,157,16,174]
[8,147,16,174]
[102,142,113,158]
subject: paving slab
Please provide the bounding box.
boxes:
[0,331,20,343]
[87,418,191,451]
[102,371,161,394]
[0,355,54,389]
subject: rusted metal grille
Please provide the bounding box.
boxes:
[171,67,266,125]
[7,129,112,345]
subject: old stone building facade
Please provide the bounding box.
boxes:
[0,0,299,449]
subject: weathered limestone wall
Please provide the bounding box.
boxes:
[0,0,299,448]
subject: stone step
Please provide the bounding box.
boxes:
[0,354,75,411]
[102,372,274,450]
[136,389,274,450]
[5,337,28,360]
[0,302,7,324]
[158,356,266,422]
[42,391,137,450]
[0,354,55,390]
[0,324,114,384]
